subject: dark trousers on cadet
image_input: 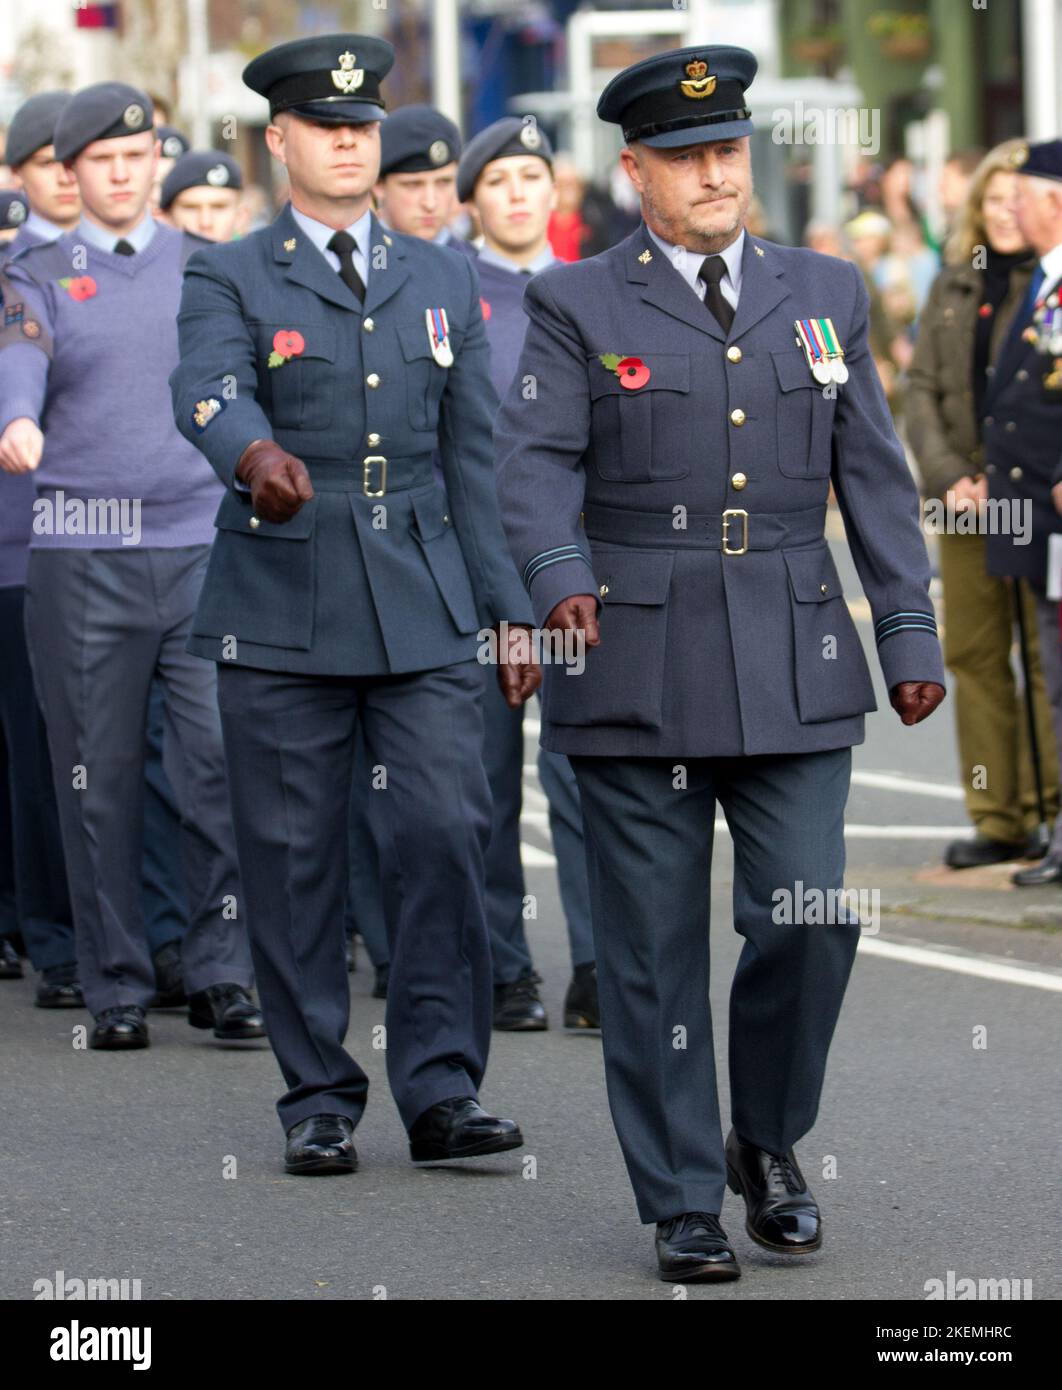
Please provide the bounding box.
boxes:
[142,676,190,955]
[569,747,858,1224]
[0,584,76,971]
[215,659,494,1133]
[482,674,594,982]
[23,546,251,1015]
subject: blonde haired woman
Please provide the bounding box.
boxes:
[908,139,1058,867]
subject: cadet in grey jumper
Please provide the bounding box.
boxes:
[0,134,256,1043]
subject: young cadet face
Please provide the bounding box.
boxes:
[71,130,159,230]
[13,145,81,229]
[374,165,458,240]
[621,135,752,253]
[473,155,555,255]
[266,114,381,208]
[165,186,242,241]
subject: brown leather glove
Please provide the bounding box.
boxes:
[545,594,601,647]
[497,624,542,709]
[890,681,945,725]
[236,439,314,523]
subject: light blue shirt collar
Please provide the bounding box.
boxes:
[476,243,557,276]
[290,203,371,278]
[647,224,745,307]
[24,210,66,243]
[76,212,157,254]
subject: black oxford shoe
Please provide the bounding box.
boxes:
[188,983,266,1039]
[493,971,548,1030]
[0,939,23,979]
[725,1129,822,1253]
[285,1115,358,1175]
[944,835,1025,870]
[408,1097,524,1162]
[36,965,84,1009]
[655,1212,741,1282]
[90,1005,149,1050]
[563,962,600,1030]
[1012,853,1062,887]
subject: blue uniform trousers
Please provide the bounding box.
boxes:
[569,747,858,1224]
[215,658,494,1133]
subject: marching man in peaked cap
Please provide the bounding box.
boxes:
[494,45,946,1281]
[170,35,539,1176]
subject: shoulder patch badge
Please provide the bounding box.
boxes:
[192,397,224,432]
[22,320,41,339]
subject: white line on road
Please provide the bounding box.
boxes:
[851,771,964,800]
[857,936,1062,993]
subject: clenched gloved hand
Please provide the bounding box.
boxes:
[236,439,314,524]
[890,681,945,725]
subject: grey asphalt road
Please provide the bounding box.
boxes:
[2,520,1059,1301]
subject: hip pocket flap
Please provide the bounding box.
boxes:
[784,545,842,602]
[597,548,675,604]
[213,489,318,540]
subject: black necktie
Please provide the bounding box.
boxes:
[113,239,136,256]
[327,230,366,303]
[698,255,734,334]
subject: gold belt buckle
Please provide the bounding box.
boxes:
[363,455,387,497]
[721,508,748,556]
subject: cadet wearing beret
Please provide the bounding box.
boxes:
[0,81,262,1050]
[4,92,81,248]
[985,140,1062,886]
[374,103,474,257]
[494,45,946,1282]
[150,123,191,212]
[453,117,598,1032]
[159,151,244,242]
[170,34,539,1177]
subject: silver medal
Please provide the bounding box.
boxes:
[812,360,832,385]
[829,357,849,384]
[433,342,454,367]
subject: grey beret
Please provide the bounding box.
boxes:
[0,190,29,230]
[160,151,244,208]
[53,82,154,163]
[5,91,71,169]
[379,105,461,176]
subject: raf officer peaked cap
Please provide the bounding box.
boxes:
[243,33,395,126]
[597,44,757,148]
[1010,138,1062,183]
[53,82,154,163]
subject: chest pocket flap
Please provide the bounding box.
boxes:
[588,352,690,399]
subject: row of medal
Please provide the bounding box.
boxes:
[1025,290,1062,356]
[794,318,848,384]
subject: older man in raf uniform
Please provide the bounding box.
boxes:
[170,35,539,1177]
[495,46,946,1282]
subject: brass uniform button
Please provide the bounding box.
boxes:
[363,317,375,332]
[366,373,380,388]
[442,514,450,524]
[1010,466,1023,481]
[1016,368,1028,382]
[599,583,609,597]
[729,408,746,426]
[367,432,381,446]
[731,472,747,490]
[820,583,828,594]
[726,346,742,363]
[249,516,261,530]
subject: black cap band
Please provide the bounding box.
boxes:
[624,106,751,144]
[267,70,384,117]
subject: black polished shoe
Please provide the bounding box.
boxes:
[563,962,600,1030]
[150,941,186,1007]
[284,1114,357,1175]
[408,1097,523,1162]
[725,1129,822,1253]
[655,1212,741,1283]
[372,963,389,999]
[0,938,23,979]
[90,1005,149,1050]
[944,835,1025,870]
[493,970,548,1031]
[35,964,84,1009]
[1012,853,1062,886]
[187,984,266,1039]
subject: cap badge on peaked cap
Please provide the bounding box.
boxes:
[680,60,717,100]
[331,51,364,95]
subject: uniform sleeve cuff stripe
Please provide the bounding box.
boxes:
[875,611,936,631]
[525,552,592,586]
[876,622,938,645]
[523,547,586,582]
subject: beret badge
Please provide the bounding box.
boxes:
[428,139,450,166]
[123,103,145,129]
[519,123,541,150]
[331,50,364,95]
[1009,143,1029,169]
[205,163,230,186]
[7,199,26,225]
[680,59,717,100]
[161,135,184,158]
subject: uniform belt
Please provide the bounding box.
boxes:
[300,453,436,496]
[582,502,828,555]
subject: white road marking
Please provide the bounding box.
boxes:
[857,936,1062,993]
[851,770,964,801]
